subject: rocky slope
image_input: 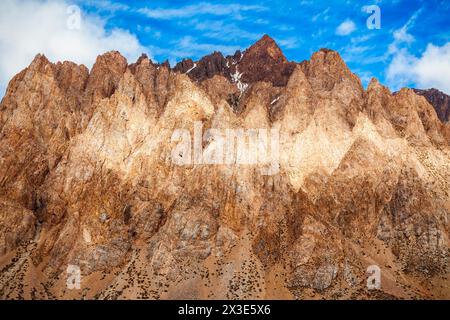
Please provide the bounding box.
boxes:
[413,88,450,124]
[0,35,449,300]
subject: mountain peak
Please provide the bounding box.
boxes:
[91,51,127,73]
[256,34,277,45]
[299,47,363,93]
[234,34,294,86]
[245,34,286,63]
[172,34,294,87]
[414,88,450,123]
[312,48,344,64]
[29,53,51,70]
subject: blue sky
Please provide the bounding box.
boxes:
[1,0,450,95]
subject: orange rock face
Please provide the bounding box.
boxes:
[414,88,450,123]
[0,36,449,300]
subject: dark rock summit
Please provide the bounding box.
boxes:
[173,35,296,87]
[414,88,450,123]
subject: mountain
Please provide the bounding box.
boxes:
[0,35,449,300]
[413,88,450,123]
[173,34,296,87]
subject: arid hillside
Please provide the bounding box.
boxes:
[0,35,449,300]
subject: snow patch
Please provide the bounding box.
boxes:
[186,63,197,74]
[231,66,248,97]
[231,70,242,83]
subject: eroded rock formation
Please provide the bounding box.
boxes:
[0,35,449,300]
[413,88,450,124]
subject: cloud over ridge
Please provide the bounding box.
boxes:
[0,0,147,95]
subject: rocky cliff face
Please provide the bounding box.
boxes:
[174,35,296,88]
[413,88,450,124]
[0,36,449,300]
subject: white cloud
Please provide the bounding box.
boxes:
[277,37,301,50]
[388,9,422,55]
[177,36,238,57]
[311,7,330,22]
[0,0,148,95]
[393,25,415,44]
[386,43,450,94]
[350,34,373,44]
[76,0,129,12]
[193,20,261,42]
[386,48,417,87]
[385,9,450,94]
[138,3,266,20]
[335,19,356,36]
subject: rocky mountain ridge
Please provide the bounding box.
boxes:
[0,35,449,300]
[413,88,450,124]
